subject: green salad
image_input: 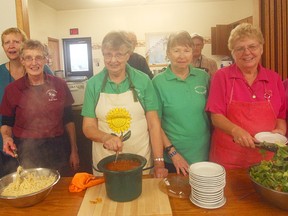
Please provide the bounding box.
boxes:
[250,146,288,192]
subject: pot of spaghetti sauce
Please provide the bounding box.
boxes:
[96,153,147,202]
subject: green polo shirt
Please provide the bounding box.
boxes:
[152,65,211,164]
[82,64,158,118]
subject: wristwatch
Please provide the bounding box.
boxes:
[165,144,174,152]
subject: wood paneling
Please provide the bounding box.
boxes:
[260,0,288,79]
[211,17,253,56]
[15,0,30,38]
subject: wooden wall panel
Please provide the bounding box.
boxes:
[15,0,30,38]
[281,0,287,79]
[260,0,288,80]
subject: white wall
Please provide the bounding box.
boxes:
[0,0,17,63]
[28,0,58,42]
[28,0,254,74]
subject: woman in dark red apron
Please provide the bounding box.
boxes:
[206,23,286,169]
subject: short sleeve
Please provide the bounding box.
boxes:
[81,78,100,118]
[206,70,228,115]
[142,79,159,111]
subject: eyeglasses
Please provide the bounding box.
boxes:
[103,52,129,61]
[233,44,260,54]
[23,55,46,63]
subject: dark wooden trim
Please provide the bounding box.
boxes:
[260,0,288,79]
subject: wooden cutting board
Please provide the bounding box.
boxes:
[77,178,172,216]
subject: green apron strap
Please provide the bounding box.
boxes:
[100,72,109,92]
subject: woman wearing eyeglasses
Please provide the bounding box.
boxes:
[1,40,80,175]
[206,23,286,169]
[82,31,168,178]
[0,28,54,177]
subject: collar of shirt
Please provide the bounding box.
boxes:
[17,72,51,90]
[164,65,196,81]
[228,64,269,83]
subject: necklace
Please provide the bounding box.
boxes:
[247,85,256,99]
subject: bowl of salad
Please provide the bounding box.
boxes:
[249,146,288,211]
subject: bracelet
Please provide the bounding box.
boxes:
[165,144,174,152]
[168,150,177,158]
[154,157,164,162]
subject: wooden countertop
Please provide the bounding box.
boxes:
[1,169,287,216]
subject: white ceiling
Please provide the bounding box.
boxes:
[37,0,234,11]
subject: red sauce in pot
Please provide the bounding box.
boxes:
[105,159,141,171]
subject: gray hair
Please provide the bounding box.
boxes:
[101,31,133,54]
[20,39,49,57]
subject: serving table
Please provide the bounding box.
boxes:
[1,169,287,216]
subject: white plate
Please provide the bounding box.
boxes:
[189,162,225,177]
[254,132,288,146]
[189,173,226,183]
[190,196,226,209]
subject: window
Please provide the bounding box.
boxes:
[63,37,93,78]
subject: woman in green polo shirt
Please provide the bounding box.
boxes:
[152,31,211,176]
[81,31,167,178]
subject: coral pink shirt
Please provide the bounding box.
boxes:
[206,64,286,119]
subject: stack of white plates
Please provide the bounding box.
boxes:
[189,161,226,209]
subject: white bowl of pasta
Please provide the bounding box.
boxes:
[0,167,60,207]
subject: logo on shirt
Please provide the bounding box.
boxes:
[264,90,273,101]
[194,85,207,95]
[46,89,58,101]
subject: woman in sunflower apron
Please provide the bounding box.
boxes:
[81,31,167,178]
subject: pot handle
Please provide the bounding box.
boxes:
[143,165,154,171]
[92,163,103,173]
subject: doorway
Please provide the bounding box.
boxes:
[48,37,61,72]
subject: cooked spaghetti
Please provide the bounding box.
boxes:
[1,166,56,197]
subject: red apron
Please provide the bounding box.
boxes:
[209,80,276,169]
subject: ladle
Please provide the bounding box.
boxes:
[13,149,21,166]
[113,131,131,163]
[114,151,119,163]
[12,149,25,184]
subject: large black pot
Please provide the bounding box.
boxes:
[96,153,147,202]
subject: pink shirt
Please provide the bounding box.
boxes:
[206,64,286,119]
